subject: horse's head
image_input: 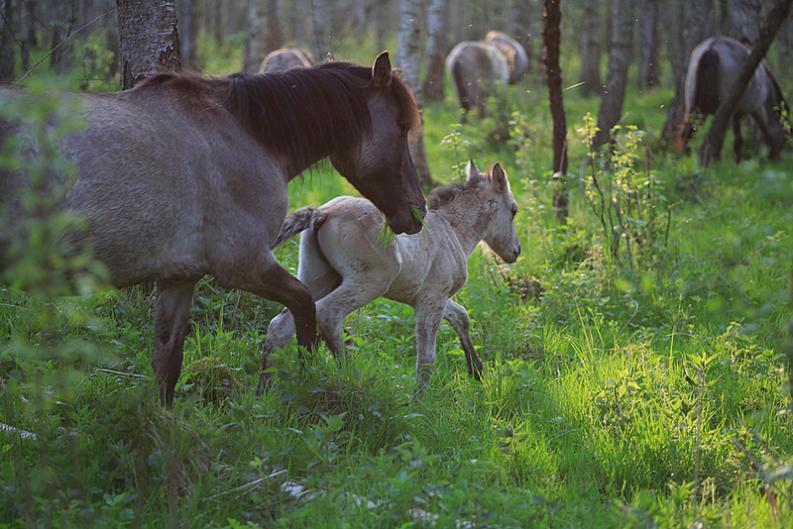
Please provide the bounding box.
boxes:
[467,160,521,263]
[330,52,426,235]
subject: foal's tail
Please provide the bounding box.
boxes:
[273,207,326,248]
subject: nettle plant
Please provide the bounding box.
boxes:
[577,113,673,270]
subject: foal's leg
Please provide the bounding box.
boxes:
[443,300,484,380]
[315,277,390,357]
[413,297,446,387]
[152,280,197,406]
[732,115,744,163]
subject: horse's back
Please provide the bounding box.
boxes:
[446,42,509,83]
[259,48,313,73]
[686,36,770,116]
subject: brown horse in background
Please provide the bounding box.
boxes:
[0,52,425,404]
[259,47,315,73]
[679,36,789,160]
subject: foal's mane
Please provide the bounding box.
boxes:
[428,179,480,210]
[137,63,420,167]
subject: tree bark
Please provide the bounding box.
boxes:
[593,0,633,148]
[661,0,713,144]
[21,0,36,72]
[50,0,77,75]
[512,0,534,74]
[0,0,15,82]
[213,0,223,46]
[699,0,793,165]
[116,0,181,90]
[265,0,283,52]
[578,0,602,96]
[728,0,762,43]
[637,0,660,90]
[179,0,200,69]
[310,0,331,60]
[543,0,568,224]
[397,0,432,187]
[243,0,267,73]
[423,0,447,102]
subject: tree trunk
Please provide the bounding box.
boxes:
[578,0,602,96]
[699,0,793,165]
[179,0,200,69]
[373,0,387,52]
[213,0,223,46]
[637,0,660,90]
[512,0,533,74]
[397,0,432,187]
[728,0,762,43]
[290,0,308,47]
[243,0,267,73]
[265,0,283,52]
[543,0,568,224]
[0,0,15,82]
[21,0,36,72]
[593,0,633,148]
[661,0,713,144]
[50,0,77,74]
[116,0,181,89]
[423,0,447,102]
[310,0,331,60]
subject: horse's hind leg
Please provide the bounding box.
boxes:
[443,300,483,380]
[152,280,197,406]
[732,114,744,162]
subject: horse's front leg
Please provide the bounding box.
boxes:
[226,258,318,366]
[414,298,445,389]
[152,280,197,406]
[443,300,483,380]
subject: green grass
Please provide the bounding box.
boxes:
[2,38,793,529]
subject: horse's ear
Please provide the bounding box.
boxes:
[372,51,392,92]
[489,163,508,192]
[465,159,481,184]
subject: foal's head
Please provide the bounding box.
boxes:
[465,160,521,263]
[329,52,426,235]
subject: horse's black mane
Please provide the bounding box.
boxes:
[225,62,419,167]
[137,62,420,169]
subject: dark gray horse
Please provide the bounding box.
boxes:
[0,52,426,404]
[259,47,314,73]
[680,36,789,160]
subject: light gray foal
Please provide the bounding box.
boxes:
[262,161,521,387]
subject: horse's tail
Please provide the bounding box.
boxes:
[450,58,469,112]
[273,207,326,248]
[676,44,720,151]
[685,46,720,119]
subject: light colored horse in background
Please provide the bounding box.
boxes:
[263,161,521,388]
[485,31,529,84]
[679,36,789,160]
[259,47,315,73]
[446,41,509,120]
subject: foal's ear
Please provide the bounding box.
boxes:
[465,159,481,185]
[372,51,392,92]
[489,163,508,193]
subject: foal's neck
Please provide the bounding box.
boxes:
[437,192,492,256]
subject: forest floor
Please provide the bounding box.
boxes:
[2,40,793,528]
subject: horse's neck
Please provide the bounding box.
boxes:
[437,194,490,256]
